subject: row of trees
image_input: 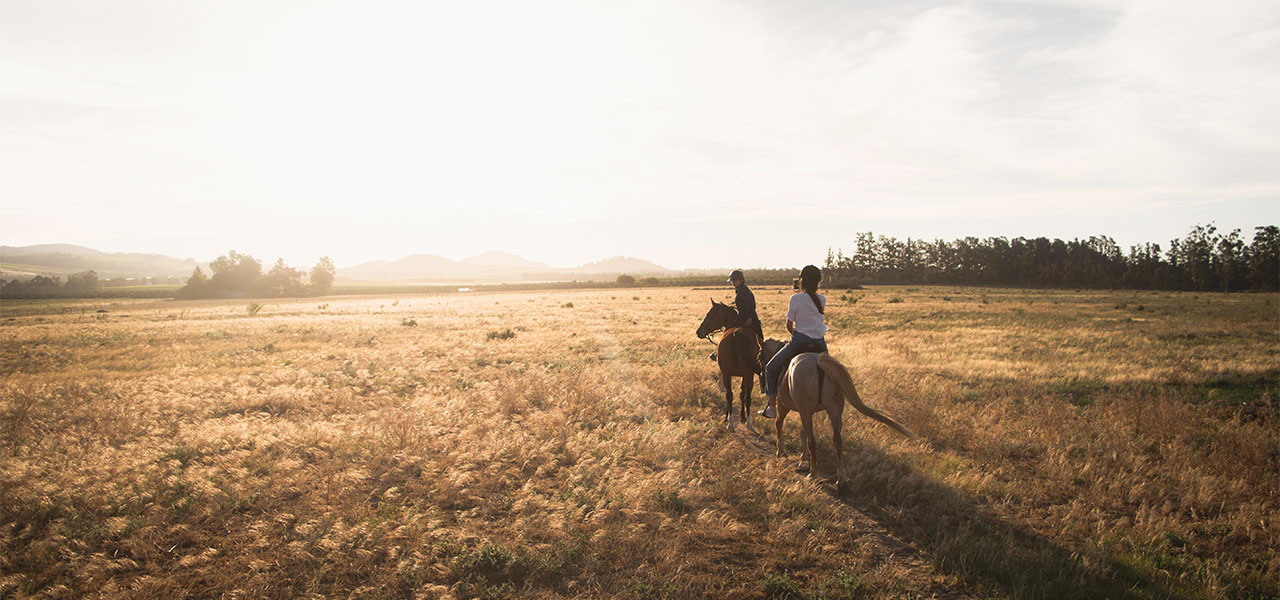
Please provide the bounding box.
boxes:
[176,251,335,299]
[1,271,105,298]
[824,224,1279,291]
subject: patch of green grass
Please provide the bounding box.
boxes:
[653,490,689,515]
[816,571,871,600]
[486,328,516,341]
[763,572,805,600]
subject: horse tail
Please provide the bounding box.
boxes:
[817,353,914,439]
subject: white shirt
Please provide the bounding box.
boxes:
[786,292,827,338]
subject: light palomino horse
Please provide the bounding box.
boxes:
[762,338,913,490]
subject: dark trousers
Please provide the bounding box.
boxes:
[763,332,827,397]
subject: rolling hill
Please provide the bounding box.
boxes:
[1,244,690,284]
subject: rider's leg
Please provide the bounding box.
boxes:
[760,335,803,417]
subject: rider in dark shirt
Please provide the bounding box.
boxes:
[728,270,764,372]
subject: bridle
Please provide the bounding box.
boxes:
[699,305,734,346]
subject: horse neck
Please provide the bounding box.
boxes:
[721,307,737,327]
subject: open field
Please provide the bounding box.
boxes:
[2,286,1276,599]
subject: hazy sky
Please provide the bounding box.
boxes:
[2,0,1277,269]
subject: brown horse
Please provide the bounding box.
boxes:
[761,338,913,490]
[696,300,762,431]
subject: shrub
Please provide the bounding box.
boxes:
[763,572,805,599]
[486,328,516,340]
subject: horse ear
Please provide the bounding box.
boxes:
[710,298,716,306]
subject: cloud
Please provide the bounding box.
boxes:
[0,0,1275,268]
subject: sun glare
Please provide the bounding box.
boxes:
[212,0,677,217]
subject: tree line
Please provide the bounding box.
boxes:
[176,251,335,299]
[823,224,1279,291]
[1,271,108,299]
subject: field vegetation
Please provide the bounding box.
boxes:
[1,286,1276,599]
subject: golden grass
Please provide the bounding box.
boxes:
[1,287,1276,599]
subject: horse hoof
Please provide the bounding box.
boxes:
[708,352,717,361]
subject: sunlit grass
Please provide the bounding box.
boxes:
[1,286,1276,599]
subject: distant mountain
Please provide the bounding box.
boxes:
[561,256,678,276]
[340,254,461,280]
[338,252,679,282]
[0,243,105,256]
[2,244,689,284]
[461,251,551,271]
[0,244,197,279]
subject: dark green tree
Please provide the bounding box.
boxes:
[1247,225,1279,290]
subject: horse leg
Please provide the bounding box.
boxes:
[799,411,817,477]
[721,371,734,429]
[741,374,755,433]
[774,405,789,457]
[830,403,848,492]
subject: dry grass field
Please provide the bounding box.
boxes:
[1,286,1276,599]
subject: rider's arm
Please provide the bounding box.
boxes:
[786,319,795,334]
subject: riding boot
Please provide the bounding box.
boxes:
[758,397,776,418]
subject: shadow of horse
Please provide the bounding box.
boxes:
[810,434,1176,600]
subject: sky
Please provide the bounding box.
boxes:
[2,0,1278,270]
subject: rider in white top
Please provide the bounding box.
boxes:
[760,265,829,418]
[786,291,827,339]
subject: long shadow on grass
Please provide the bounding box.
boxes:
[824,438,1176,600]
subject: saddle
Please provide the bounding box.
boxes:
[794,341,827,355]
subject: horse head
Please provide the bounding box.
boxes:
[760,338,786,364]
[696,299,737,339]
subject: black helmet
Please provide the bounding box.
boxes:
[727,269,745,283]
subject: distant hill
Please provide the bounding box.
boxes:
[560,256,678,276]
[0,244,105,256]
[460,251,551,271]
[339,253,679,282]
[1,244,693,284]
[0,244,197,280]
[340,254,461,281]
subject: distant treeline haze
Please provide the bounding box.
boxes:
[177,251,335,299]
[0,252,335,299]
[825,224,1279,291]
[3,224,1276,299]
